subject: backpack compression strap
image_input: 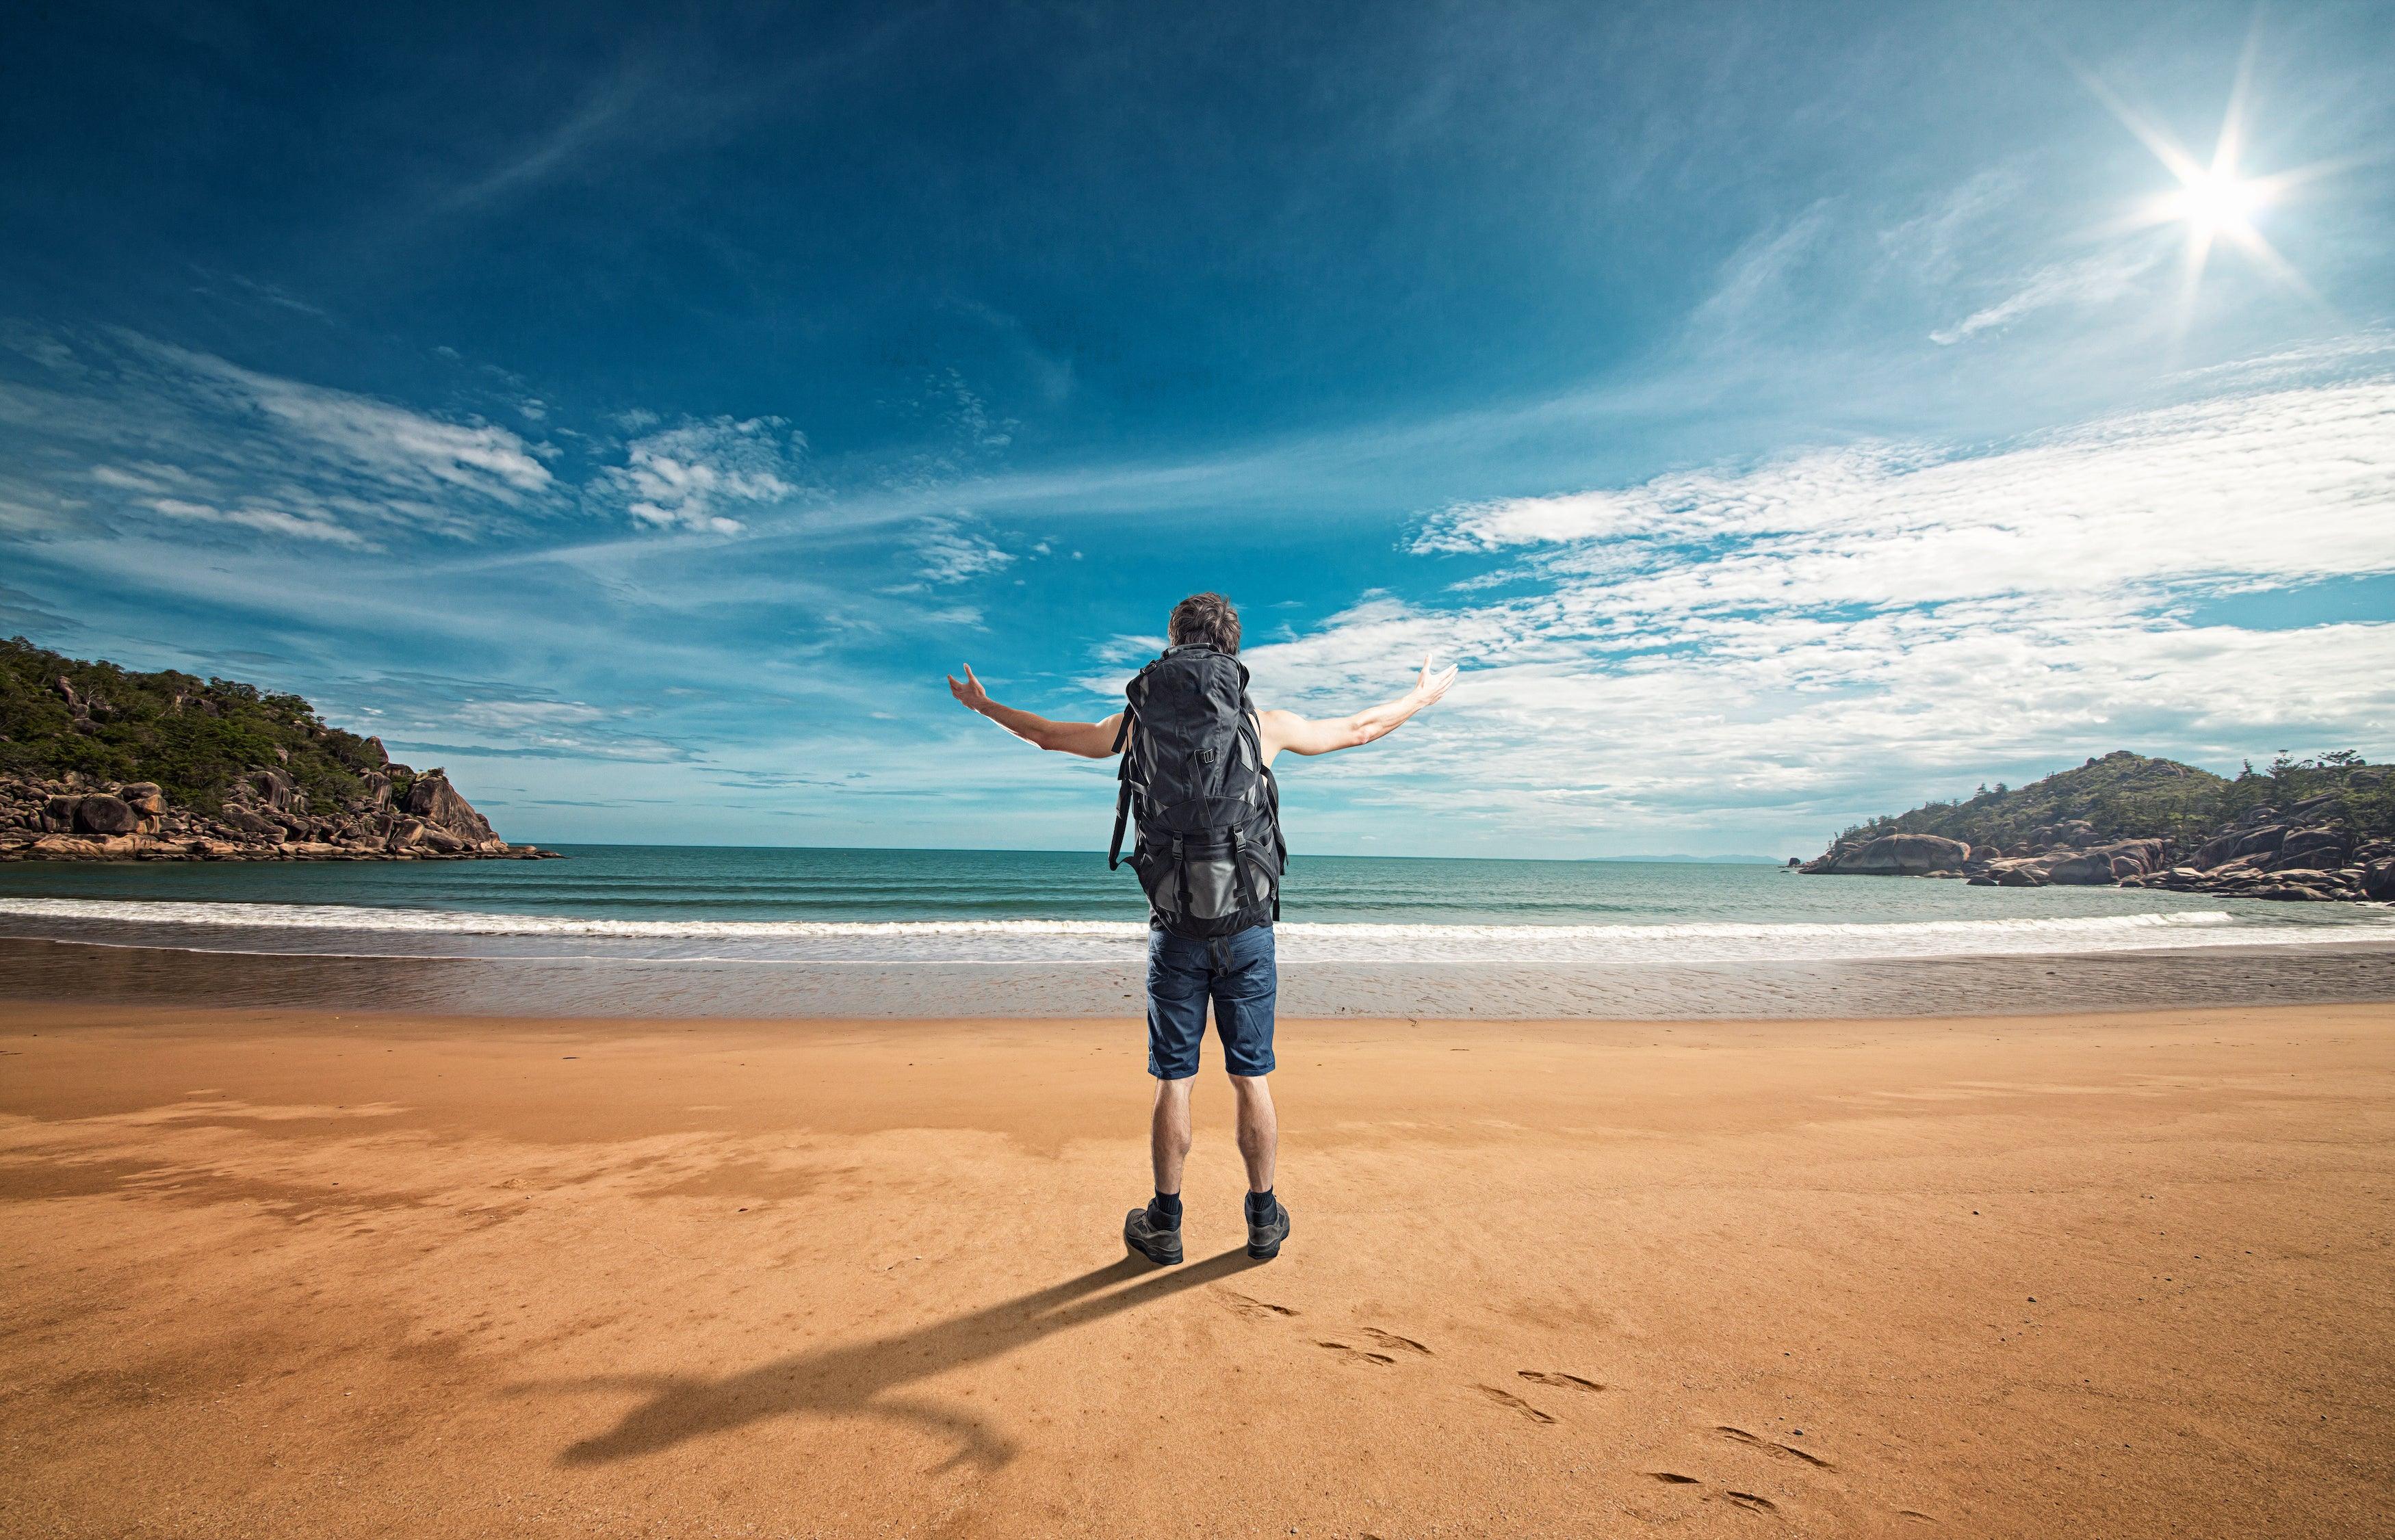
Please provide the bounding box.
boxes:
[1105,709,1135,870]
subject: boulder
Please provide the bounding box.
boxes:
[2272,827,2348,871]
[40,795,80,833]
[244,767,300,812]
[2233,824,2288,861]
[120,782,166,815]
[220,806,281,840]
[2045,852,2117,885]
[31,835,111,859]
[72,794,139,836]
[401,770,497,841]
[2364,859,2395,902]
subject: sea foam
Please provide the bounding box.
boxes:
[2,896,2386,966]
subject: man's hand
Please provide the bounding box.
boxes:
[946,663,992,714]
[1410,651,1460,707]
[946,664,1123,758]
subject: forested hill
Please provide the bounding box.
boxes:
[1,636,543,861]
[0,635,399,813]
[1832,748,2395,852]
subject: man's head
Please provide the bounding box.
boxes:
[1167,592,1241,654]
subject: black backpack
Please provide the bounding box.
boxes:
[1107,644,1285,938]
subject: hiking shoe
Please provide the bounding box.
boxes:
[1124,1205,1184,1266]
[1245,1197,1291,1260]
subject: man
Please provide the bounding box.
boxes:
[946,592,1457,1266]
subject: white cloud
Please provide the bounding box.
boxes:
[1252,368,2395,844]
[148,496,369,547]
[155,339,555,500]
[908,515,1014,584]
[599,416,803,534]
[1930,242,2169,345]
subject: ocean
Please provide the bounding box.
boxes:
[3,845,2391,1017]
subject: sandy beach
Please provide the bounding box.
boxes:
[3,1000,2390,1537]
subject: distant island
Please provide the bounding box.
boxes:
[1800,750,2394,904]
[0,637,549,862]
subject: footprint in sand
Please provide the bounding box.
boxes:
[1724,1491,1779,1514]
[1473,1384,1557,1424]
[1316,1340,1397,1366]
[1718,1425,1835,1470]
[1213,1290,1297,1319]
[1358,1327,1431,1355]
[1647,1472,1700,1485]
[1518,1370,1604,1392]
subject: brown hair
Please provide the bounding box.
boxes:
[1167,592,1241,653]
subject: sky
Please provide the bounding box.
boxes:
[2,1,2391,857]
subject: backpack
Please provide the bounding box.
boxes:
[1107,644,1286,938]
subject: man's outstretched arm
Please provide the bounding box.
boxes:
[946,664,1122,758]
[1260,652,1459,758]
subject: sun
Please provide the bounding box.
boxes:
[2158,168,2269,238]
[2075,36,2326,317]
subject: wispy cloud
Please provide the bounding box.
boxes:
[0,328,556,547]
[906,515,1014,584]
[595,415,805,534]
[1930,240,2171,345]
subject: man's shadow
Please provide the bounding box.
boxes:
[523,1248,1263,1471]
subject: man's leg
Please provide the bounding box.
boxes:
[1151,1074,1195,1195]
[1215,924,1289,1258]
[1228,1073,1276,1192]
[1127,929,1206,1265]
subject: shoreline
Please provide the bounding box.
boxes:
[4,930,2392,1019]
[5,1000,2390,1537]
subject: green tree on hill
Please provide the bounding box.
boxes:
[0,636,410,814]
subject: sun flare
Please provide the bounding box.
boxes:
[2158,168,2268,237]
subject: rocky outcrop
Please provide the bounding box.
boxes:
[401,770,496,844]
[1800,833,1973,876]
[1805,795,2391,905]
[0,768,558,863]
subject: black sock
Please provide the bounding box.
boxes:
[1245,1188,1276,1221]
[1149,1191,1182,1229]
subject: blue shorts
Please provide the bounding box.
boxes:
[1146,924,1278,1080]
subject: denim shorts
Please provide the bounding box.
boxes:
[1146,924,1277,1080]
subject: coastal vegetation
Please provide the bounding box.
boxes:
[1,635,406,815]
[1807,749,2395,902]
[0,637,539,861]
[1830,749,2395,852]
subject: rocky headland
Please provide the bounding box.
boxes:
[0,637,553,863]
[1800,751,2395,904]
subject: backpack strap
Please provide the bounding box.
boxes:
[1171,836,1191,919]
[1106,710,1135,870]
[1229,825,1255,913]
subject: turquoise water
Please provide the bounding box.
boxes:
[0,844,2386,966]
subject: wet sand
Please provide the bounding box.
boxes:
[2,1000,2390,1537]
[4,931,2394,1018]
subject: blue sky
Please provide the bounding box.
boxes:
[3,1,2391,856]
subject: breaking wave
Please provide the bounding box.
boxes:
[1,897,2385,966]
